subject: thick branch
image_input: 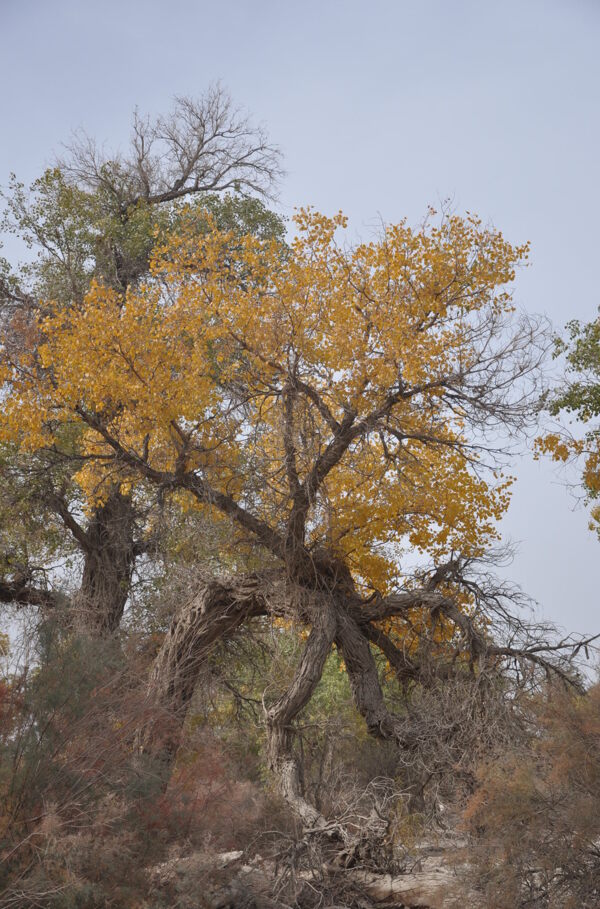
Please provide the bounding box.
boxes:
[293,377,341,433]
[364,624,421,684]
[0,576,60,609]
[282,382,301,497]
[357,589,457,624]
[335,610,406,744]
[48,491,90,551]
[140,574,270,754]
[76,406,287,562]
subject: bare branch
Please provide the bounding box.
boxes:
[59,85,283,210]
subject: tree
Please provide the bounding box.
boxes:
[0,86,283,633]
[537,314,600,536]
[4,203,584,833]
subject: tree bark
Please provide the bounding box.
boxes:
[75,490,137,635]
[264,598,338,833]
[335,609,406,745]
[139,574,270,754]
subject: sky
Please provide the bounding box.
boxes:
[1,0,599,640]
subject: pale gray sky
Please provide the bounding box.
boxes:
[1,0,599,637]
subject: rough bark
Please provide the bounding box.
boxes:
[139,574,270,754]
[75,490,137,635]
[264,597,338,833]
[335,609,406,745]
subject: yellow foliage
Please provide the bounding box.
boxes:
[0,208,526,591]
[534,433,581,463]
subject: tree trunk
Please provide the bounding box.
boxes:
[264,598,338,833]
[76,490,137,635]
[335,609,406,744]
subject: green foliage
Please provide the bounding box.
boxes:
[550,316,600,421]
[539,313,600,532]
[1,168,286,302]
[2,169,103,300]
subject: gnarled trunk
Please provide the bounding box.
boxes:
[138,569,414,834]
[138,574,270,755]
[264,598,338,833]
[138,562,540,842]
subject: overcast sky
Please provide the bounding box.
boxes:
[1,0,599,639]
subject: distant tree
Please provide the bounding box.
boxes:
[0,85,283,633]
[537,314,600,537]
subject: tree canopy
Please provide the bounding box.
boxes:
[1,208,537,592]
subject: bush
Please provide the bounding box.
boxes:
[463,683,600,908]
